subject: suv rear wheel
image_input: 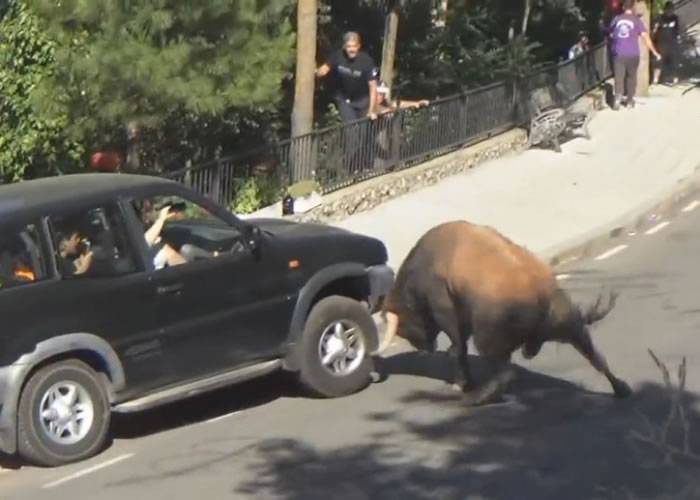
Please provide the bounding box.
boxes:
[17,359,111,467]
[298,295,377,397]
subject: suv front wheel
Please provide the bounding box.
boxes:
[298,295,377,398]
[17,359,111,467]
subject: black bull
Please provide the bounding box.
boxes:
[373,221,632,404]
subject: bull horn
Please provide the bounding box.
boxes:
[583,291,619,325]
[373,311,399,355]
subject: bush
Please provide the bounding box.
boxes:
[0,1,83,183]
[229,175,283,215]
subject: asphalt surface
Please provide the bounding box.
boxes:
[3,204,700,499]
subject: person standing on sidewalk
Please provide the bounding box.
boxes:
[316,32,379,122]
[609,0,662,109]
[568,32,590,60]
[652,1,682,85]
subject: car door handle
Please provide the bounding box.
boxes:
[156,283,185,296]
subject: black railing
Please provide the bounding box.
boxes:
[167,0,700,210]
[678,0,700,27]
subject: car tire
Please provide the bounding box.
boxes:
[298,295,377,398]
[17,359,111,467]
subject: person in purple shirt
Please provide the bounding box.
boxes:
[609,0,661,109]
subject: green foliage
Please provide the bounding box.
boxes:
[287,179,321,198]
[0,1,83,183]
[29,0,296,164]
[229,175,283,215]
[395,3,542,98]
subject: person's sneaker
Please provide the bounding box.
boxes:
[627,99,636,109]
[612,97,621,110]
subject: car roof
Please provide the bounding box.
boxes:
[0,173,183,225]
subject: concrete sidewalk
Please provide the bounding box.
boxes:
[336,83,700,269]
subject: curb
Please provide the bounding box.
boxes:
[545,165,700,270]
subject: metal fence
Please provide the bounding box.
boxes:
[678,0,700,27]
[167,0,700,209]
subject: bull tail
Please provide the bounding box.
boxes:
[373,311,399,355]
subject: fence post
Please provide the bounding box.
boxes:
[184,160,192,187]
[210,160,221,205]
[390,111,401,169]
[511,78,521,125]
[290,134,317,184]
[459,93,469,142]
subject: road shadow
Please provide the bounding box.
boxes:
[371,350,581,395]
[110,371,304,440]
[0,452,22,470]
[0,371,305,469]
[235,352,700,499]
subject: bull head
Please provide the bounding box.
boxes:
[578,291,618,325]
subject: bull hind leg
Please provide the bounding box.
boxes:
[428,293,472,391]
[571,327,632,398]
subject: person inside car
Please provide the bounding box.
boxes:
[57,230,94,276]
[142,203,187,269]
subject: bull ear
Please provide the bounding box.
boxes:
[583,290,619,325]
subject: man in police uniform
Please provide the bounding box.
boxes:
[652,1,682,85]
[317,32,379,122]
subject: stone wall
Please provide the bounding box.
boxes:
[284,88,607,225]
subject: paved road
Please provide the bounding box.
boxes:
[3,204,700,499]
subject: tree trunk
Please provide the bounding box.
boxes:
[380,0,400,100]
[291,0,317,138]
[290,0,318,183]
[521,0,532,35]
[635,0,651,97]
[125,120,141,172]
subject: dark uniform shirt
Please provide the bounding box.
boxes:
[654,13,680,47]
[326,49,378,102]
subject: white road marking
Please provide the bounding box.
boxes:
[594,245,628,261]
[682,200,700,212]
[42,453,134,489]
[556,274,571,281]
[645,221,670,235]
[206,411,241,424]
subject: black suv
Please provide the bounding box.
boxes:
[0,174,393,467]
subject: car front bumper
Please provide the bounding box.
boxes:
[366,264,394,313]
[0,363,27,455]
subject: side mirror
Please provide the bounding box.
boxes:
[242,224,263,256]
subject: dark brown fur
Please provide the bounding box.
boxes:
[380,220,631,403]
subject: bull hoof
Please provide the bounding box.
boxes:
[462,389,498,407]
[613,379,633,399]
[370,370,387,384]
[521,342,542,360]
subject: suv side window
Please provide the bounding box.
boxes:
[49,204,138,278]
[0,223,46,291]
[131,195,245,270]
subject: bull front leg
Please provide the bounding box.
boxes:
[446,340,473,392]
[571,326,632,398]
